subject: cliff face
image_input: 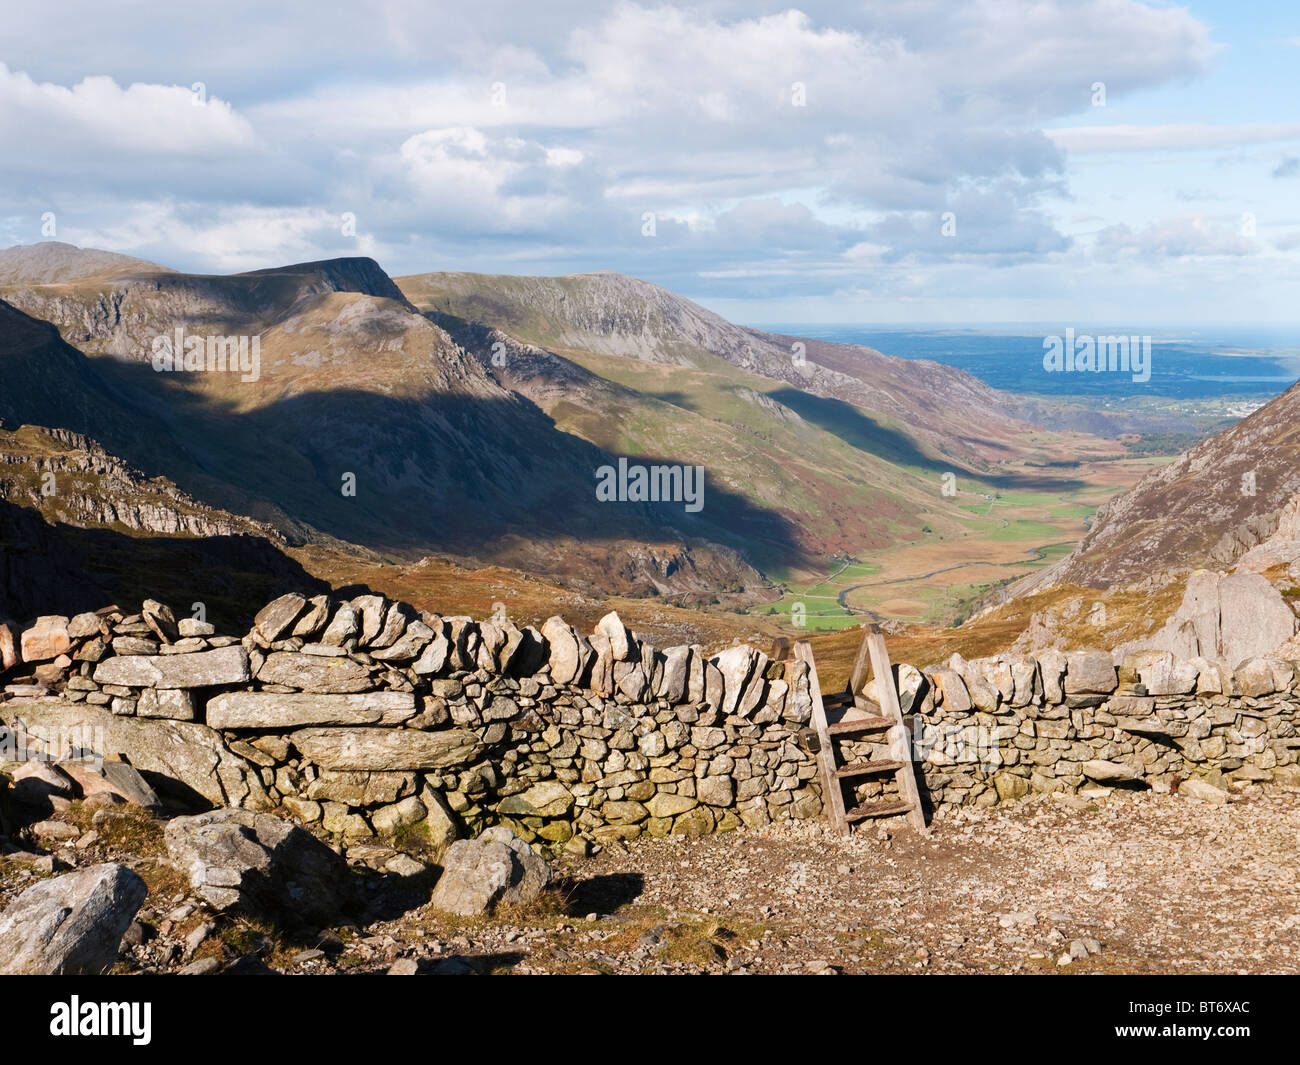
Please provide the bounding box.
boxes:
[0,425,272,539]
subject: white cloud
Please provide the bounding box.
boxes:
[0,61,256,157]
[1093,214,1257,259]
[5,0,1282,318]
[1048,123,1300,155]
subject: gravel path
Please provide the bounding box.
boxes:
[368,786,1300,975]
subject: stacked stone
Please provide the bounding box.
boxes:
[909,648,1300,807]
[9,589,1299,846]
[1,600,233,711]
[2,593,824,853]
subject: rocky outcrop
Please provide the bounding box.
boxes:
[0,863,147,974]
[1113,570,1296,668]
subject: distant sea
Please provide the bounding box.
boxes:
[756,324,1300,400]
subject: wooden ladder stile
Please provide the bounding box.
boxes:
[794,625,927,836]
[794,638,848,835]
[863,625,928,833]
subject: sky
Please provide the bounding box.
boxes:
[1,0,1297,324]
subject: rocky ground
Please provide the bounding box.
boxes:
[4,782,1295,975]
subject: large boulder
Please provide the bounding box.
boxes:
[1116,569,1296,668]
[0,863,146,974]
[164,808,353,926]
[2,698,268,809]
[1219,572,1296,669]
[429,827,552,916]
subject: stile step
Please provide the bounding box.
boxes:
[827,715,893,735]
[834,758,905,779]
[845,800,913,822]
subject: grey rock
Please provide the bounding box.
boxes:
[136,687,196,721]
[256,651,372,693]
[370,796,428,835]
[351,595,389,645]
[254,593,308,642]
[290,726,485,771]
[657,645,691,703]
[713,645,757,716]
[67,612,105,639]
[1037,648,1067,703]
[290,595,331,638]
[0,863,147,974]
[542,616,581,685]
[141,599,179,644]
[429,827,552,916]
[1064,650,1118,694]
[371,602,413,649]
[595,611,635,661]
[164,807,353,926]
[371,620,434,662]
[1235,657,1294,698]
[3,697,268,809]
[1082,759,1142,783]
[307,770,417,805]
[207,691,416,729]
[930,668,971,712]
[1122,650,1198,696]
[111,636,159,655]
[1180,777,1229,805]
[412,633,451,675]
[321,604,361,646]
[93,645,250,689]
[177,957,222,975]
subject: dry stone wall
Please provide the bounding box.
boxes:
[880,648,1300,809]
[0,595,822,853]
[5,594,1300,849]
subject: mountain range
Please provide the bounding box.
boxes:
[5,241,1294,660]
[0,243,1075,625]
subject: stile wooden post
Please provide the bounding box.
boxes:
[795,639,849,836]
